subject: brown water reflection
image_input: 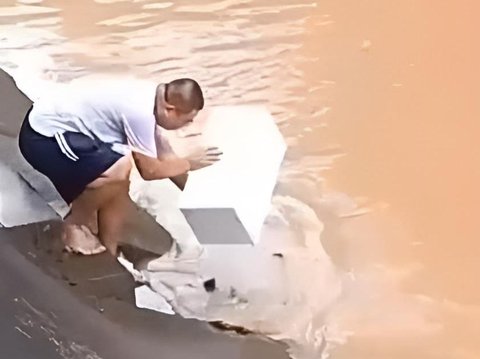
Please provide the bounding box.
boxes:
[322,0,480,301]
[1,0,479,357]
[312,1,480,357]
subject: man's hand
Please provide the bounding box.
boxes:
[185,146,222,171]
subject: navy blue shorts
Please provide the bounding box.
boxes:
[18,107,123,204]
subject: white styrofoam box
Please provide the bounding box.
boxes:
[178,105,286,245]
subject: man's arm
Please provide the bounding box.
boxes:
[133,127,220,185]
[132,151,190,181]
[158,151,189,191]
[155,128,189,190]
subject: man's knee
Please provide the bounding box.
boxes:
[81,180,129,208]
[87,177,126,189]
[87,155,132,189]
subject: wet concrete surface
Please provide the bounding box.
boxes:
[0,222,289,359]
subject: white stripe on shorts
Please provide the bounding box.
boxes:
[54,132,79,161]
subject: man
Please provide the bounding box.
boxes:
[18,77,221,255]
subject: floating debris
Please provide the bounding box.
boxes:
[203,278,216,293]
[15,326,32,339]
[361,39,372,51]
[209,321,254,336]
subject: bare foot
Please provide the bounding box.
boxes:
[62,224,106,255]
[85,211,99,235]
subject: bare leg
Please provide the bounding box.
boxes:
[97,181,134,255]
[62,155,132,255]
[87,155,133,189]
[65,189,100,233]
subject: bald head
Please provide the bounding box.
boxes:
[164,78,204,113]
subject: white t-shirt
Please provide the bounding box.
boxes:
[28,79,160,158]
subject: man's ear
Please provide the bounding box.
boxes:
[164,103,176,111]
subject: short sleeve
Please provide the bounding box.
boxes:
[154,125,175,158]
[121,109,157,158]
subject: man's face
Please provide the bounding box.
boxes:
[156,107,199,130]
